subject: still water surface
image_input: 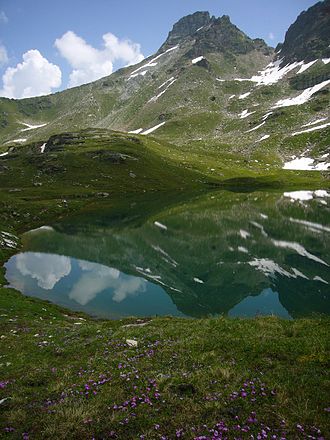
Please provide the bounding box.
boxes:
[5,189,330,319]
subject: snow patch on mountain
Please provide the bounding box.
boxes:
[239,109,255,119]
[262,112,273,121]
[292,122,330,136]
[235,59,325,86]
[128,128,143,134]
[5,138,27,144]
[192,56,204,64]
[130,70,148,79]
[148,78,177,103]
[301,117,328,128]
[283,156,329,171]
[246,121,266,133]
[20,122,47,132]
[296,60,317,74]
[239,92,251,100]
[273,79,330,108]
[141,122,166,135]
[257,135,270,142]
[129,45,179,78]
[235,60,302,86]
[158,77,175,89]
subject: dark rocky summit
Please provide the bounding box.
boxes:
[161,11,271,57]
[161,11,212,49]
[277,0,330,64]
[191,15,270,56]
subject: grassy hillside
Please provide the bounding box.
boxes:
[1,56,329,173]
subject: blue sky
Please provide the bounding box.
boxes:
[0,0,319,98]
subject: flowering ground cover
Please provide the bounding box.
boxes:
[0,285,329,439]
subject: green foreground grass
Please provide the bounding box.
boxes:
[1,217,329,440]
[0,285,329,440]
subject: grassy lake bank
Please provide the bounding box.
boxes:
[0,279,329,439]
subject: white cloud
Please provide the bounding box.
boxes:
[54,31,144,87]
[268,32,275,41]
[0,44,8,66]
[16,252,71,290]
[0,49,62,98]
[0,11,8,24]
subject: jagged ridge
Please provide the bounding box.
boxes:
[161,11,271,56]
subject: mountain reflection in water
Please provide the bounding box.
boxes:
[5,189,330,319]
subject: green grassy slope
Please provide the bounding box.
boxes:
[0,286,329,439]
[1,55,329,174]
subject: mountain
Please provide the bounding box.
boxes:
[0,2,329,182]
[276,0,330,64]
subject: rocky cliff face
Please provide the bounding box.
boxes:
[277,0,330,64]
[188,15,271,57]
[160,11,212,50]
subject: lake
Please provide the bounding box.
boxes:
[4,189,330,319]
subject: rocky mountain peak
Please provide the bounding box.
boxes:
[277,0,330,64]
[160,11,272,57]
[160,11,212,50]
